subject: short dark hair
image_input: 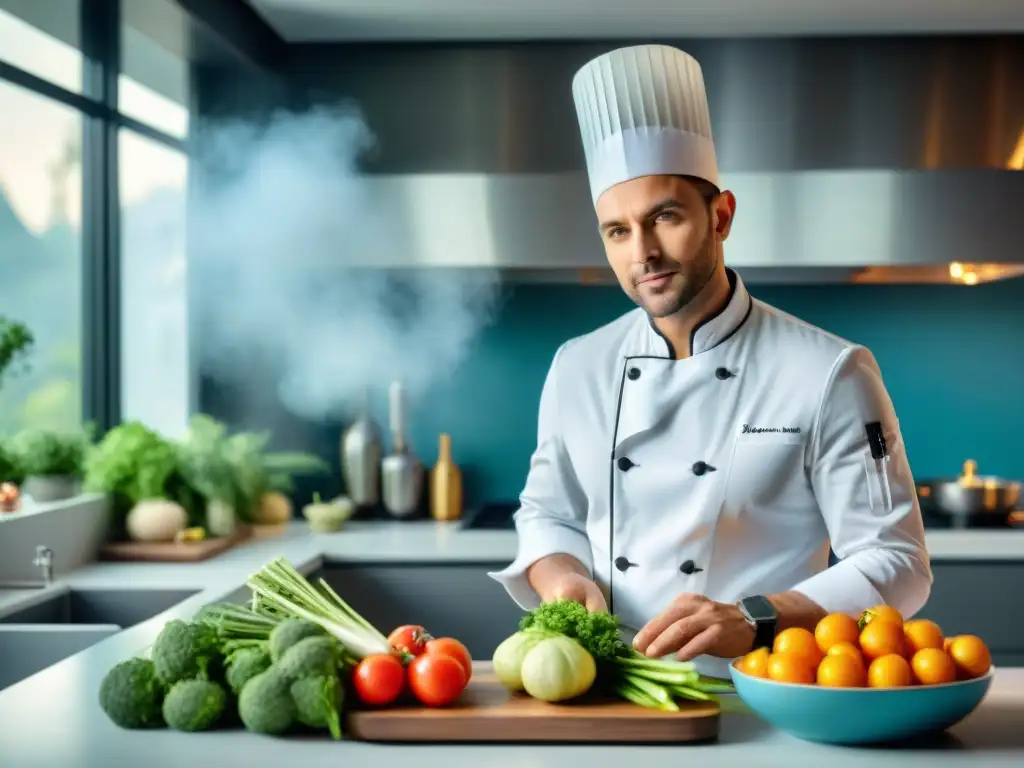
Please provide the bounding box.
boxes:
[677,175,720,204]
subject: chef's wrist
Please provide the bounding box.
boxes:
[735,606,758,652]
[766,591,827,634]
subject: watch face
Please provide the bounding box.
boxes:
[742,595,776,623]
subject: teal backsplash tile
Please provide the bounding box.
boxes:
[401,278,1024,506]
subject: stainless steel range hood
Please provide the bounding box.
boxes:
[290,36,1024,284]
[346,168,1024,285]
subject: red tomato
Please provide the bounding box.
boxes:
[387,624,432,656]
[353,654,406,706]
[408,652,467,707]
[425,637,472,680]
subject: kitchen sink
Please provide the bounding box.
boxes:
[0,587,199,691]
[0,587,199,626]
[0,625,122,690]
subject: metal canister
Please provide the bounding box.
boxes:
[381,381,423,519]
[341,396,382,508]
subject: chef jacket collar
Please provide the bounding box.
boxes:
[642,268,752,358]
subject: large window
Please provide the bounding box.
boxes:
[0,79,83,433]
[119,129,189,438]
[117,2,192,437]
[119,5,190,139]
[0,1,82,93]
[2,0,277,441]
[0,0,193,439]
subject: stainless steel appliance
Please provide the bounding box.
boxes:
[340,391,383,509]
[917,460,1023,529]
[380,381,423,519]
[285,36,1024,287]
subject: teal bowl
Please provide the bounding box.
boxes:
[729,661,995,745]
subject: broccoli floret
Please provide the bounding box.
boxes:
[98,658,165,729]
[276,635,339,684]
[269,618,325,662]
[290,674,344,741]
[519,599,629,663]
[226,646,272,695]
[163,679,227,732]
[152,619,222,685]
[238,668,296,735]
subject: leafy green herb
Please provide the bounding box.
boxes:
[219,430,328,522]
[83,421,181,508]
[82,414,328,532]
[176,415,240,510]
[8,424,94,477]
[520,598,629,662]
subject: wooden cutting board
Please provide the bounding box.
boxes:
[346,665,720,743]
[99,528,251,562]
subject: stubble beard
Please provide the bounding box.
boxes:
[632,227,719,319]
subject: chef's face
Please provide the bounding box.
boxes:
[596,175,735,318]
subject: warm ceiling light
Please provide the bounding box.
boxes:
[1009,129,1024,171]
[963,271,979,285]
[949,262,965,279]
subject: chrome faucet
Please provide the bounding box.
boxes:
[0,545,56,589]
[32,545,53,584]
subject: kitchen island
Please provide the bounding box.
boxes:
[0,520,1023,765]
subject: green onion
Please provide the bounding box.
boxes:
[696,675,738,694]
[613,679,667,709]
[609,654,725,709]
[245,556,390,662]
[667,683,714,702]
[194,602,281,659]
[196,602,279,640]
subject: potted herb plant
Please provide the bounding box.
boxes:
[83,420,194,542]
[9,424,93,503]
[175,414,243,538]
[219,426,330,532]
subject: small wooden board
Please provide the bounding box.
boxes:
[346,666,720,744]
[99,528,251,562]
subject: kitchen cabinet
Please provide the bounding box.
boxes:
[920,562,1024,666]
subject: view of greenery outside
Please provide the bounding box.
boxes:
[0,2,190,440]
[0,80,83,434]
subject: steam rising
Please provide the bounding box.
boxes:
[188,105,501,421]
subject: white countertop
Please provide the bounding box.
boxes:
[924,529,1024,560]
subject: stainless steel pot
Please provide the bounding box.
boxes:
[917,460,1021,522]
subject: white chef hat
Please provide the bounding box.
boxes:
[572,44,719,205]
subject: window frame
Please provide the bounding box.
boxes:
[0,0,189,434]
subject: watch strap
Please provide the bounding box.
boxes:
[752,616,777,651]
[738,595,778,652]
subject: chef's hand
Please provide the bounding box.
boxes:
[633,593,755,661]
[527,554,608,612]
[545,572,608,613]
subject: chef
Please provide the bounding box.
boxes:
[489,44,932,679]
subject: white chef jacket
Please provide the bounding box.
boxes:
[489,269,932,678]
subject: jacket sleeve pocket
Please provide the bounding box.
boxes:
[862,452,895,513]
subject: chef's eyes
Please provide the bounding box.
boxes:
[607,212,681,239]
